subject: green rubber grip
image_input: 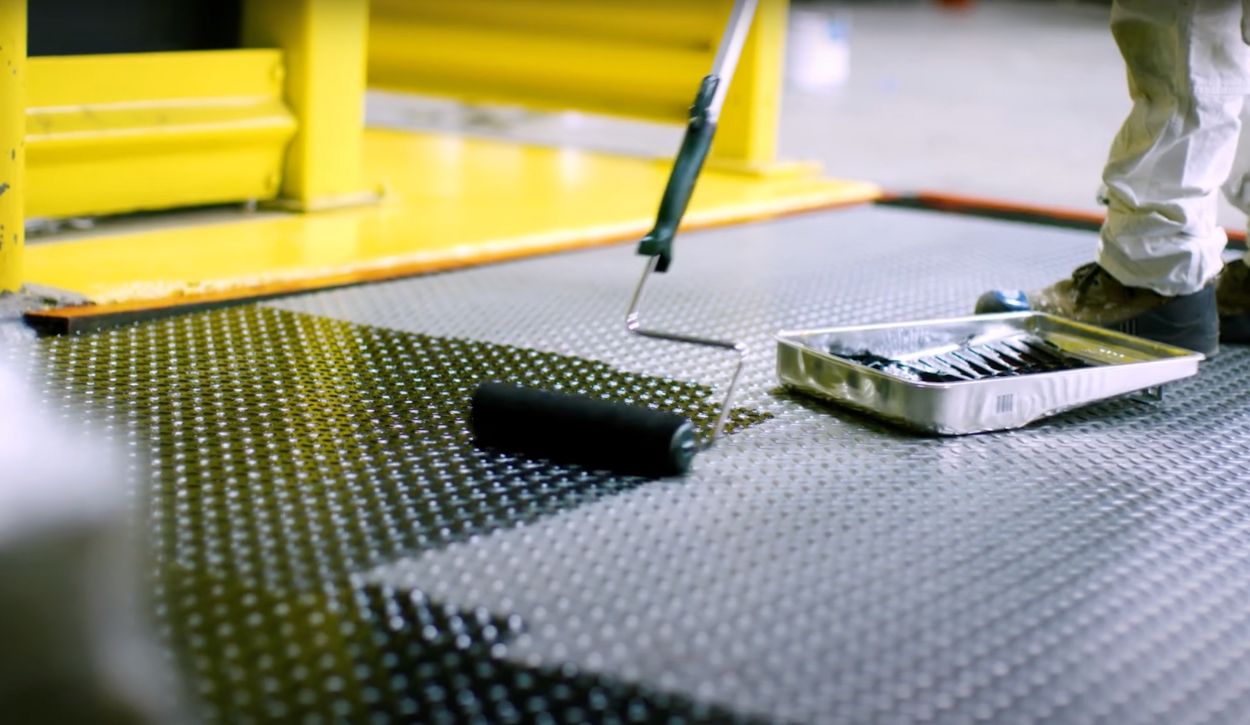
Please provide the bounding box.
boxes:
[637,75,720,273]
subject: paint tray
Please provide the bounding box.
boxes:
[776,312,1204,435]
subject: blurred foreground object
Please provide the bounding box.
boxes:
[0,366,182,724]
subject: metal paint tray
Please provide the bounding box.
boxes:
[777,312,1204,435]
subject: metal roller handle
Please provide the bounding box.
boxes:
[628,0,758,445]
[626,255,747,446]
[636,0,759,272]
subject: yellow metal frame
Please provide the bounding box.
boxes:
[9,0,882,313]
[0,0,24,293]
[0,0,378,290]
[368,0,792,173]
[27,50,296,219]
[23,0,377,219]
[244,0,373,210]
[712,0,790,173]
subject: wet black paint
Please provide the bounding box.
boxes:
[833,334,1092,384]
[33,306,767,723]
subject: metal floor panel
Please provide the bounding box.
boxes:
[12,205,1250,723]
[269,206,1250,724]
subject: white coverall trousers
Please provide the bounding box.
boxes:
[1099,0,1250,296]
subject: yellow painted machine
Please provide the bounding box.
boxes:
[0,0,878,325]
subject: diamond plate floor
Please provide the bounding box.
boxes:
[11,206,1250,724]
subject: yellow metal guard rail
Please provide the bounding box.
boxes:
[26,50,296,220]
[368,0,790,173]
[3,0,818,301]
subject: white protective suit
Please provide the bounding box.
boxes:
[1098,0,1250,296]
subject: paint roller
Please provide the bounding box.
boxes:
[470,0,759,477]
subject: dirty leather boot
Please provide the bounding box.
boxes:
[975,262,1219,357]
[1217,259,1250,344]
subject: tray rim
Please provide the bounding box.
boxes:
[775,311,1205,390]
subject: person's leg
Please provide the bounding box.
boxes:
[1099,0,1250,296]
[978,0,1249,356]
[1220,110,1250,221]
[1215,0,1250,341]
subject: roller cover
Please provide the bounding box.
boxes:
[470,381,697,477]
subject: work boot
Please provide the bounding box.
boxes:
[975,262,1219,357]
[1217,259,1250,344]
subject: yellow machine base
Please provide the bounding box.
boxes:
[24,127,880,313]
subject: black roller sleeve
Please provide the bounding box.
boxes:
[470,382,698,477]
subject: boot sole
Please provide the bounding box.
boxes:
[1114,285,1219,358]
